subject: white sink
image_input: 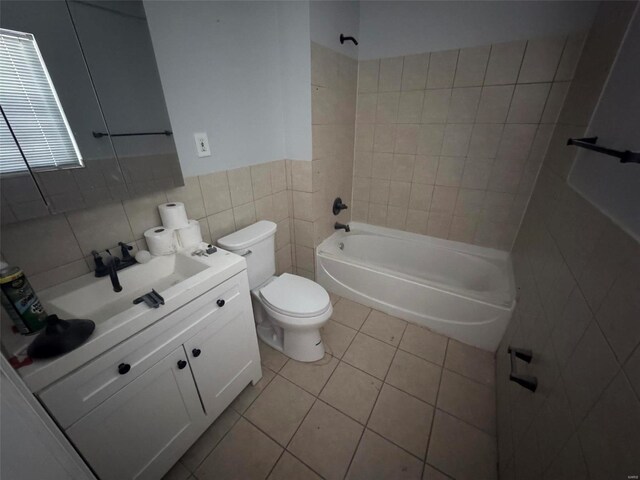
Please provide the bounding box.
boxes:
[7,245,247,392]
[41,254,209,324]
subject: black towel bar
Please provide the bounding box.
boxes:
[93,130,173,138]
[567,136,640,164]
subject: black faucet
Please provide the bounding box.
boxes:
[104,252,122,292]
[91,242,137,292]
[335,222,350,232]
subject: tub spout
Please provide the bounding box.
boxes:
[335,222,350,232]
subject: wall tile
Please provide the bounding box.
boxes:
[427,213,452,238]
[555,31,587,81]
[354,151,373,178]
[461,158,493,190]
[441,124,473,156]
[507,83,552,124]
[227,167,254,207]
[578,372,640,480]
[375,92,400,123]
[413,155,439,185]
[454,45,490,87]
[427,49,459,89]
[368,203,388,226]
[421,89,451,123]
[393,125,419,154]
[1,214,84,276]
[447,87,481,123]
[250,163,273,200]
[123,191,167,239]
[356,93,378,124]
[232,202,257,230]
[255,195,275,222]
[405,209,428,234]
[417,124,445,156]
[476,85,514,123]
[409,184,433,211]
[352,177,371,202]
[468,124,504,158]
[165,176,205,220]
[371,153,394,180]
[518,36,566,83]
[397,91,424,123]
[430,186,458,215]
[200,172,232,216]
[369,178,391,205]
[291,161,313,193]
[355,124,375,152]
[485,40,527,85]
[435,156,465,187]
[373,124,396,153]
[541,82,570,123]
[449,215,478,243]
[271,160,287,193]
[358,60,380,93]
[401,53,429,91]
[388,182,411,208]
[454,188,485,217]
[378,57,404,92]
[391,154,415,182]
[562,320,620,426]
[67,202,135,256]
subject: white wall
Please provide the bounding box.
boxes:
[570,6,640,240]
[310,0,360,58]
[359,0,599,59]
[144,1,312,177]
[277,1,313,161]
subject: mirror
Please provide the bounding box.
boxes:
[0,0,183,222]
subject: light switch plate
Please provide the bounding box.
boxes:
[194,132,211,157]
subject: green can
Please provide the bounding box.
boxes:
[0,265,48,335]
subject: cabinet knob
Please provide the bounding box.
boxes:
[118,363,131,375]
[177,359,187,370]
[217,299,225,307]
[192,348,201,357]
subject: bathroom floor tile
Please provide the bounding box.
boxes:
[360,310,408,346]
[329,292,341,305]
[230,367,276,414]
[267,452,322,480]
[385,350,442,405]
[368,384,434,459]
[195,418,282,480]
[400,324,449,366]
[321,320,358,358]
[343,333,397,380]
[245,376,315,446]
[320,362,383,424]
[288,400,364,480]
[180,407,240,471]
[427,410,497,480]
[259,340,289,372]
[332,298,372,330]
[437,369,496,436]
[444,339,496,386]
[279,353,340,395]
[346,429,423,480]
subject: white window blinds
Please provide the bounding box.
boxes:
[0,28,82,174]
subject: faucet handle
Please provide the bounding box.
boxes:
[118,242,133,260]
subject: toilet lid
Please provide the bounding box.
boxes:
[260,273,331,318]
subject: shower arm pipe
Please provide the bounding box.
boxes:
[339,34,358,46]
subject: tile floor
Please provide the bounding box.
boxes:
[163,296,498,480]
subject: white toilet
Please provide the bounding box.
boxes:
[218,221,333,362]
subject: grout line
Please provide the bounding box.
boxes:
[420,337,449,479]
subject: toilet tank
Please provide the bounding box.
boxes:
[217,221,277,289]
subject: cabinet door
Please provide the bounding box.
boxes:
[185,298,260,421]
[66,346,205,480]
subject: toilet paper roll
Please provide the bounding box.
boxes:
[158,202,189,229]
[144,227,178,256]
[177,219,203,249]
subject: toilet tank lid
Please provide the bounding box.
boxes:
[218,221,277,250]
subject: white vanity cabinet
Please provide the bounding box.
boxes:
[66,346,205,480]
[36,270,262,480]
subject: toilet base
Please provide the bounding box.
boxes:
[256,320,325,362]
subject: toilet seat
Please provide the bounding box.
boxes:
[259,273,331,320]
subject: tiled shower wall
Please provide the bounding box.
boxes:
[290,42,356,280]
[352,32,586,250]
[496,2,640,479]
[0,160,295,292]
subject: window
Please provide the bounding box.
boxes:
[0,28,82,174]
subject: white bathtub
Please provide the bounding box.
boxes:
[315,223,515,352]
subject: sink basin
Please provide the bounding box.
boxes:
[40,254,209,324]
